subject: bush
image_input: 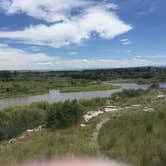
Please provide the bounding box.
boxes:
[31,101,50,111]
[122,89,145,97]
[80,98,106,108]
[146,123,153,133]
[0,106,46,141]
[111,89,145,101]
[47,100,84,128]
[149,82,159,89]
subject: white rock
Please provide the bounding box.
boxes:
[80,124,86,127]
[143,107,154,112]
[8,138,16,144]
[131,104,141,107]
[157,95,165,98]
[26,129,34,133]
[104,108,118,112]
[18,135,25,139]
[83,106,119,123]
[83,110,104,122]
[26,125,43,133]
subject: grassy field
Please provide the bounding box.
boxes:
[0,78,73,99]
[99,101,166,166]
[0,123,97,166]
[0,78,119,99]
[0,97,107,165]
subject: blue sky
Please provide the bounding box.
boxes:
[0,0,165,70]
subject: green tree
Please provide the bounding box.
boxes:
[47,100,84,128]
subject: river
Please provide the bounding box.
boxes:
[160,82,166,88]
[0,83,152,109]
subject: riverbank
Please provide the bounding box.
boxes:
[0,80,119,99]
[0,88,165,166]
[59,83,120,93]
[0,83,150,109]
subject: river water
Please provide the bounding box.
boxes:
[160,82,166,88]
[0,83,152,109]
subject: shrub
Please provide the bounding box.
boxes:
[0,106,46,141]
[157,112,165,120]
[31,101,50,111]
[47,100,84,128]
[122,89,145,97]
[146,123,153,133]
[149,82,159,89]
[80,98,106,108]
[111,89,145,101]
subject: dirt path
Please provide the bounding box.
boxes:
[91,109,143,156]
[92,116,110,156]
[91,112,132,166]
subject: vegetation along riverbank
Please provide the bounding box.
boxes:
[0,86,165,166]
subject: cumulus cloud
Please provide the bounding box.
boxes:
[0,0,132,47]
[0,44,164,70]
[0,0,90,22]
[0,43,56,70]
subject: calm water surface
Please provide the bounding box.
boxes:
[160,82,166,88]
[0,83,151,109]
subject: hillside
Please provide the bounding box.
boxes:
[0,88,165,166]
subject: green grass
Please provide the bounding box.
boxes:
[0,97,107,141]
[99,102,166,166]
[0,78,119,99]
[60,83,120,93]
[0,78,72,99]
[110,89,161,107]
[0,97,107,165]
[0,88,165,166]
[0,122,97,166]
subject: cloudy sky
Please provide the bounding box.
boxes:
[0,0,165,70]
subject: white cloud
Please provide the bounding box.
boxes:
[0,0,90,22]
[145,54,166,59]
[0,44,165,70]
[120,38,131,45]
[69,51,78,55]
[103,3,118,10]
[0,0,132,47]
[120,39,129,42]
[0,43,56,70]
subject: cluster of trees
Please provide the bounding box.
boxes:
[0,67,166,82]
[47,100,84,128]
[0,71,18,81]
[0,98,107,141]
[0,105,46,141]
[0,71,60,82]
[149,82,159,89]
[111,89,146,101]
[62,67,166,81]
[0,99,98,141]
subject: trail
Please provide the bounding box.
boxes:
[92,117,110,156]
[92,115,128,166]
